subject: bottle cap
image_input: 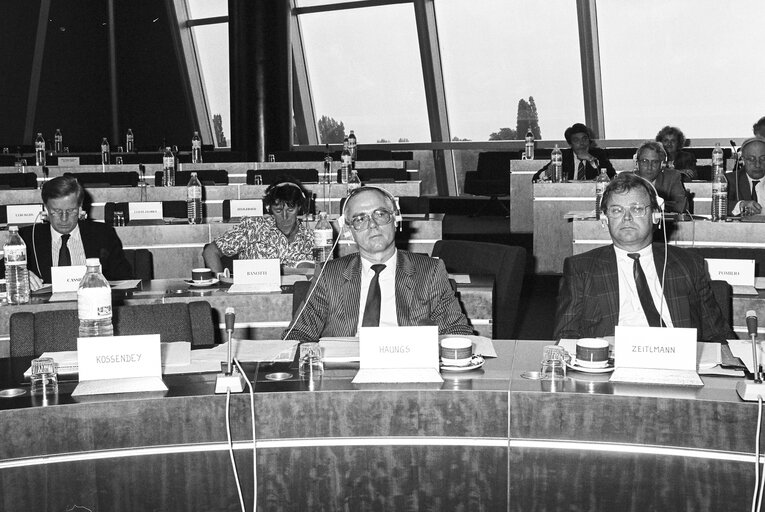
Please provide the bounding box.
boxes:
[86,258,100,267]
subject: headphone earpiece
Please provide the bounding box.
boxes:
[652,196,665,224]
[600,214,608,226]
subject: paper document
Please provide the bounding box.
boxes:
[728,338,765,373]
[109,279,142,290]
[48,291,77,302]
[448,274,471,284]
[732,285,758,296]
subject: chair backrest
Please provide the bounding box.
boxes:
[67,171,139,187]
[123,248,153,280]
[292,280,312,318]
[153,169,228,186]
[710,280,732,330]
[246,169,319,185]
[476,152,514,177]
[10,301,216,358]
[432,240,526,339]
[0,172,37,189]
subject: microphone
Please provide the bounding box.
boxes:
[747,310,758,338]
[731,140,741,203]
[215,306,244,393]
[225,307,235,374]
[737,310,765,400]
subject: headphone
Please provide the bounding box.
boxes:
[336,186,402,231]
[264,181,308,214]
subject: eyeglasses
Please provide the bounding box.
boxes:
[270,204,297,214]
[637,158,663,168]
[604,204,651,218]
[349,208,394,231]
[744,156,765,165]
[48,208,79,219]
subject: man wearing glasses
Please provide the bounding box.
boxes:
[554,172,730,341]
[19,174,133,290]
[728,136,765,216]
[284,186,473,341]
[633,140,687,213]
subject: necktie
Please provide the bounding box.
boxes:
[627,253,664,327]
[58,234,71,267]
[361,264,386,327]
[753,180,760,204]
[576,160,586,181]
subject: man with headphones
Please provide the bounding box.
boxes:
[633,140,687,213]
[19,174,133,290]
[284,186,473,342]
[202,176,313,272]
[727,136,765,216]
[554,172,731,341]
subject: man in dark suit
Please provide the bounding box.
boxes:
[19,175,133,289]
[726,136,765,215]
[533,123,616,181]
[634,140,687,213]
[554,172,731,341]
[284,187,473,342]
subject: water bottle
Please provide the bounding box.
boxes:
[78,258,114,337]
[711,166,728,222]
[595,167,610,217]
[524,128,535,160]
[126,128,134,152]
[323,143,333,184]
[348,130,357,162]
[101,137,110,166]
[347,170,361,194]
[712,142,724,174]
[163,146,175,186]
[35,133,46,166]
[4,225,30,304]
[312,212,334,264]
[191,131,203,164]
[187,172,203,224]
[54,129,63,154]
[340,139,352,183]
[551,144,563,182]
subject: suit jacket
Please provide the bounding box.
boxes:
[554,243,732,341]
[533,147,616,181]
[726,169,756,212]
[672,150,697,180]
[651,168,687,213]
[19,220,134,283]
[284,250,474,342]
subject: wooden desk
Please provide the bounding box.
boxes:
[0,340,756,511]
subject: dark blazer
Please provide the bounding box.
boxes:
[726,169,755,212]
[672,150,697,179]
[651,168,687,213]
[284,250,474,342]
[533,147,616,181]
[554,243,732,341]
[19,220,134,283]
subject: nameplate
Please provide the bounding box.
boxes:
[51,265,87,293]
[58,156,80,166]
[77,334,162,381]
[358,326,439,370]
[614,326,697,370]
[233,258,281,290]
[705,258,755,286]
[7,204,43,225]
[128,202,163,220]
[230,199,263,217]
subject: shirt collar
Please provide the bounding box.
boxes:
[614,243,653,261]
[361,249,397,274]
[50,223,80,240]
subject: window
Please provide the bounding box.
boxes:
[191,23,230,147]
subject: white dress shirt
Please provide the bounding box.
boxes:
[51,224,86,266]
[357,250,398,332]
[615,245,673,328]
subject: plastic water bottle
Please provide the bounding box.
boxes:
[340,139,352,183]
[78,258,114,337]
[312,212,334,263]
[524,128,535,160]
[54,129,63,153]
[595,168,610,217]
[187,172,203,224]
[163,146,176,186]
[191,131,203,164]
[323,143,333,184]
[126,128,134,152]
[347,169,361,194]
[4,225,30,304]
[348,130,357,162]
[551,144,563,182]
[101,137,110,166]
[35,133,46,166]
[712,166,728,222]
[712,142,724,175]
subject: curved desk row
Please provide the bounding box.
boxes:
[0,340,757,511]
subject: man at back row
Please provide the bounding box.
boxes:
[727,136,765,216]
[554,172,732,341]
[533,123,617,181]
[283,186,473,341]
[633,140,687,213]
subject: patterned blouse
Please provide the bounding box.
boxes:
[214,216,313,266]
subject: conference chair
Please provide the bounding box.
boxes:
[463,152,514,216]
[10,301,216,358]
[292,280,312,318]
[153,169,228,186]
[123,248,154,280]
[0,172,37,189]
[432,240,526,339]
[246,168,319,185]
[66,171,139,188]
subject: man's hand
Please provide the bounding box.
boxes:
[740,200,763,216]
[29,271,44,291]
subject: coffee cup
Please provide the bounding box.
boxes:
[192,268,214,282]
[440,337,473,367]
[575,338,610,368]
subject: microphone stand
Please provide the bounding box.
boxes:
[215,317,244,394]
[737,326,765,401]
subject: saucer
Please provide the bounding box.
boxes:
[575,358,609,369]
[185,278,219,288]
[566,359,615,374]
[441,355,485,372]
